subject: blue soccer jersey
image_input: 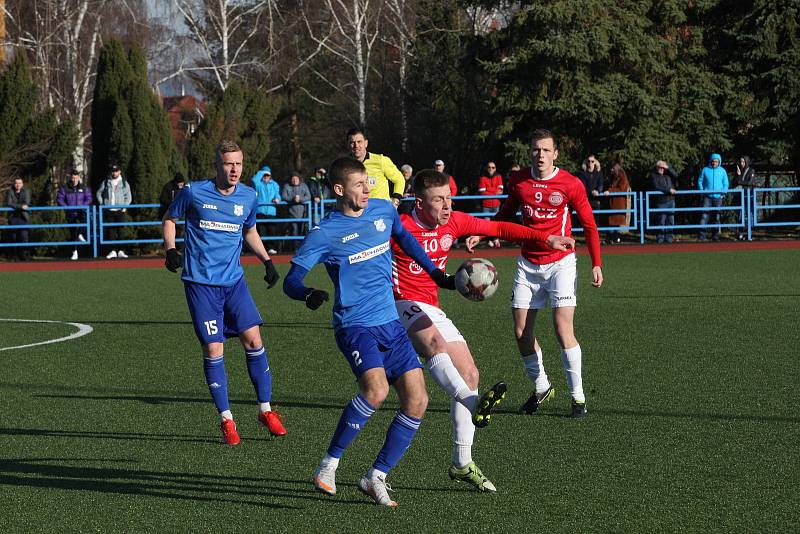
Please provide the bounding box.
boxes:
[167,179,258,286]
[292,199,433,329]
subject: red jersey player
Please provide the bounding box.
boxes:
[391,169,574,493]
[491,128,603,418]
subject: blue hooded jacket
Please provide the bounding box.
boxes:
[252,166,281,216]
[697,153,729,198]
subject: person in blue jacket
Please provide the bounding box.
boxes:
[697,153,729,241]
[252,165,282,254]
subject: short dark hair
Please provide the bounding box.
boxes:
[413,169,450,197]
[346,126,366,140]
[531,128,557,149]
[329,157,366,186]
[174,172,186,183]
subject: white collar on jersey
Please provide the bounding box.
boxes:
[532,166,559,181]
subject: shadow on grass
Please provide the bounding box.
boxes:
[0,456,364,508]
[83,320,333,330]
[603,293,800,299]
[491,406,800,423]
[29,393,455,415]
[0,456,436,507]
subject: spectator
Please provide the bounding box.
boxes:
[478,161,504,247]
[252,165,281,254]
[735,155,756,240]
[158,172,186,220]
[604,163,630,244]
[57,169,93,260]
[307,167,332,225]
[96,164,132,259]
[398,164,414,214]
[650,161,679,244]
[578,154,604,218]
[281,172,311,250]
[698,153,729,241]
[5,177,31,260]
[433,159,458,198]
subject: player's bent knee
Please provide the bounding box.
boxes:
[361,384,390,408]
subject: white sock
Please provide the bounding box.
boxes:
[523,351,551,393]
[220,410,233,421]
[560,344,584,402]
[427,353,478,410]
[259,402,271,412]
[451,396,475,467]
[367,467,388,481]
[320,454,339,470]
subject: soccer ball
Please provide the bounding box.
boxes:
[454,258,499,302]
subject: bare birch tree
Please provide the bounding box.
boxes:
[173,0,270,93]
[3,0,109,170]
[383,0,415,153]
[302,0,383,127]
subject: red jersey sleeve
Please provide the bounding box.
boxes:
[568,181,602,267]
[453,212,549,244]
[478,176,488,192]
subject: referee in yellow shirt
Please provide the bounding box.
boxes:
[347,127,406,207]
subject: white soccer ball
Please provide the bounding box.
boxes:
[454,258,499,302]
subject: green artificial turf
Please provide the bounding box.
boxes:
[1,249,798,532]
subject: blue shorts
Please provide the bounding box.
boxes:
[184,276,263,344]
[334,320,422,383]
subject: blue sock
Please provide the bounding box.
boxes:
[373,411,421,474]
[245,346,272,403]
[203,356,230,413]
[327,394,375,459]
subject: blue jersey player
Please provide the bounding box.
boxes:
[283,157,456,507]
[162,140,287,445]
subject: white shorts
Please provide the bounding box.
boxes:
[511,254,577,310]
[395,300,466,344]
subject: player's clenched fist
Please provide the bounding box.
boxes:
[263,259,280,288]
[165,248,183,272]
[305,289,329,310]
[546,235,575,251]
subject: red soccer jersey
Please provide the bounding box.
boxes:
[495,167,602,267]
[478,174,504,208]
[392,210,550,306]
[448,175,458,197]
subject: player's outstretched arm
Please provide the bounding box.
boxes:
[283,264,329,310]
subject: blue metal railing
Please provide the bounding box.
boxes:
[1,188,798,258]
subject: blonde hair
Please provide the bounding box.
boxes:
[216,140,242,161]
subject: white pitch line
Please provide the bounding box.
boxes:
[0,318,94,351]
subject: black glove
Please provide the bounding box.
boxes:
[305,289,329,310]
[430,268,456,290]
[263,259,280,288]
[165,248,182,272]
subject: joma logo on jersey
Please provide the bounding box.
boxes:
[234,205,244,216]
[202,203,218,210]
[342,232,359,243]
[199,220,241,232]
[348,241,390,264]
